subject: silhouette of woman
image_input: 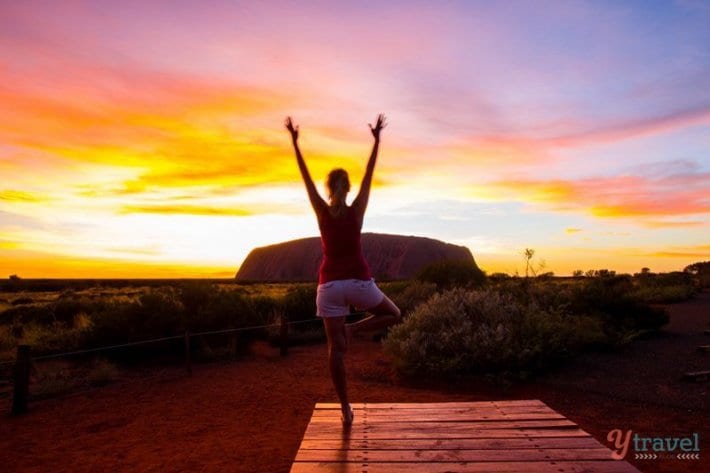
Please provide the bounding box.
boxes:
[286,114,401,425]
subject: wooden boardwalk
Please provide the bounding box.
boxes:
[291,400,642,472]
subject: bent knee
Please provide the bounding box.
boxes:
[390,303,402,322]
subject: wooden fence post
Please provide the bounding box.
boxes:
[184,331,192,376]
[280,313,289,357]
[12,345,31,415]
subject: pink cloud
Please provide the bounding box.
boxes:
[480,172,710,221]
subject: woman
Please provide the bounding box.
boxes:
[285,114,401,425]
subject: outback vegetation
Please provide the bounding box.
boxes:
[0,260,705,395]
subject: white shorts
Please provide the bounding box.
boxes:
[316,278,385,318]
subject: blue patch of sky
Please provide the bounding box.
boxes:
[366,200,591,243]
[536,124,710,180]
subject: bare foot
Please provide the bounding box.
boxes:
[341,404,354,425]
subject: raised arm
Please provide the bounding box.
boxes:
[352,114,386,218]
[285,117,327,217]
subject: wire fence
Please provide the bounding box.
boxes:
[0,317,320,367]
[2,315,329,414]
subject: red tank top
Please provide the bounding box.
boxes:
[318,206,371,284]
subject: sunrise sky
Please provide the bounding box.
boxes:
[1,0,708,278]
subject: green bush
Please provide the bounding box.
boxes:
[11,297,33,306]
[569,276,669,335]
[1,304,55,326]
[416,260,486,290]
[18,322,86,356]
[84,287,184,351]
[631,271,697,303]
[630,285,696,304]
[280,285,317,323]
[53,297,97,326]
[383,287,604,378]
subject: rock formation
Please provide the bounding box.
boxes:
[235,233,477,281]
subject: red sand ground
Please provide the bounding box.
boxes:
[1,291,708,472]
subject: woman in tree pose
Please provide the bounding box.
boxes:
[286,114,401,425]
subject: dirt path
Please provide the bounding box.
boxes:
[1,292,708,472]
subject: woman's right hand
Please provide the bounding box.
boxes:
[369,114,387,140]
[285,116,299,142]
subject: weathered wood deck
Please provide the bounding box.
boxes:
[291,400,641,472]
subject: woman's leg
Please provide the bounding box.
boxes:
[322,316,353,423]
[348,294,401,335]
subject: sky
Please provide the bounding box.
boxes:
[1,0,709,278]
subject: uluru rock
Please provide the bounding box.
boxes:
[235,233,477,281]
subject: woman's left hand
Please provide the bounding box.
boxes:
[285,116,299,142]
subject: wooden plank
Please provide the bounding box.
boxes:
[312,406,562,414]
[682,370,710,382]
[315,400,547,409]
[298,436,606,451]
[313,406,561,417]
[291,460,641,473]
[310,413,567,422]
[303,428,592,441]
[296,447,616,462]
[304,419,578,435]
[315,405,557,413]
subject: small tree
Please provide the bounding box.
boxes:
[684,261,710,287]
[523,248,535,278]
[8,274,22,290]
[417,260,486,290]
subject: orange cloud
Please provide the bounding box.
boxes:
[478,173,710,221]
[120,204,255,217]
[649,249,710,259]
[0,190,48,203]
[119,202,303,216]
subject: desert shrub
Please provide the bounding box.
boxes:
[569,276,668,336]
[630,285,696,304]
[0,325,16,359]
[53,297,97,326]
[84,287,184,351]
[178,281,212,317]
[280,285,317,324]
[416,260,486,290]
[18,322,86,356]
[488,272,512,282]
[249,295,280,322]
[197,288,270,332]
[684,260,710,287]
[384,287,604,378]
[11,297,33,306]
[631,271,696,303]
[1,304,55,326]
